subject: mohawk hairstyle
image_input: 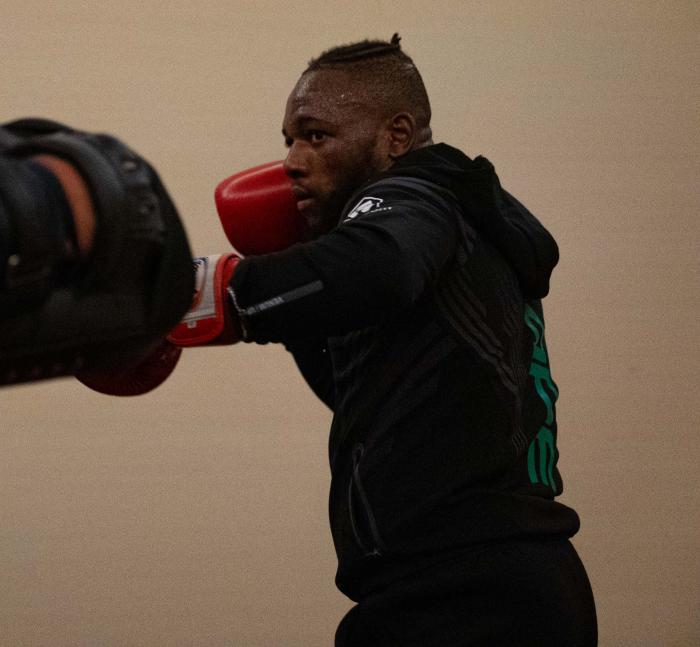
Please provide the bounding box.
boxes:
[303,34,431,128]
[306,33,404,67]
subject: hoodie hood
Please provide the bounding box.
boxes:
[376,143,558,299]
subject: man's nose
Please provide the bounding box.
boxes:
[283,141,308,179]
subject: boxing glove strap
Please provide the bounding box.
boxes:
[168,254,241,346]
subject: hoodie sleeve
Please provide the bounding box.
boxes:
[229,179,460,344]
[283,337,335,410]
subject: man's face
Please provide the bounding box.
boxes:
[282,69,390,237]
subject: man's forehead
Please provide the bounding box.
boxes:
[285,69,370,120]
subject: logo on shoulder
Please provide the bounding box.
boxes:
[344,196,384,221]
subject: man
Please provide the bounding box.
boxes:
[184,34,594,644]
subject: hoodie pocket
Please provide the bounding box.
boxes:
[348,443,387,557]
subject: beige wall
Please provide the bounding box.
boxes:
[2,1,698,645]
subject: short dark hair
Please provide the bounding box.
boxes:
[303,34,431,128]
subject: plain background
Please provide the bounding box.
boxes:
[2,1,698,645]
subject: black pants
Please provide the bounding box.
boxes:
[335,538,597,647]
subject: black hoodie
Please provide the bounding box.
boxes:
[231,143,580,600]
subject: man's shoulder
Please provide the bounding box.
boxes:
[340,172,460,224]
[341,179,459,226]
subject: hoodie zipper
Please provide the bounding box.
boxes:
[348,443,386,557]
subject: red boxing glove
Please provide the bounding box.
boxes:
[77,253,240,393]
[167,254,242,346]
[76,339,182,396]
[215,160,304,255]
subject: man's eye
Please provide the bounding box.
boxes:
[309,130,326,143]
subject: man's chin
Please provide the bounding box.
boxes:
[302,207,338,239]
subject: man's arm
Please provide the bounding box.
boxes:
[230,181,460,344]
[284,338,335,410]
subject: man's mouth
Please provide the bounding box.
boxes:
[297,197,314,212]
[292,186,314,211]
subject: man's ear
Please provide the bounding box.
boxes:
[387,112,417,159]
